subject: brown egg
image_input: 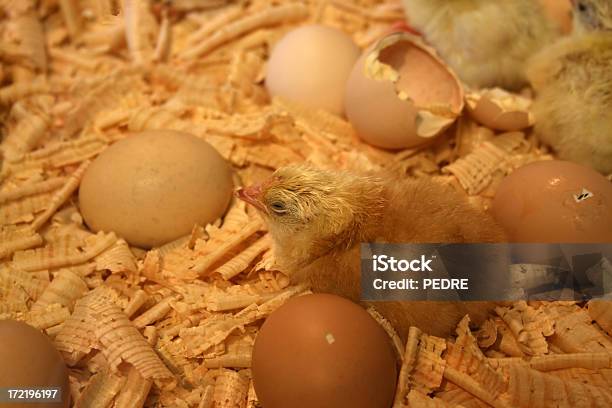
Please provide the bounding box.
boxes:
[493,160,612,242]
[79,130,233,248]
[252,294,397,408]
[265,25,360,116]
[345,32,463,150]
[0,320,70,408]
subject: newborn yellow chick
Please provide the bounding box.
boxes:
[237,165,507,339]
[527,0,612,174]
[401,0,559,90]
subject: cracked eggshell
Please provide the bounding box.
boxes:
[466,88,534,132]
[344,32,464,150]
[493,160,612,243]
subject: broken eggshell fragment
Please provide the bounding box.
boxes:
[345,32,464,150]
[466,87,534,132]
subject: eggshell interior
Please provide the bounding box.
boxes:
[252,293,397,408]
[0,320,70,408]
[79,130,233,248]
[493,160,612,242]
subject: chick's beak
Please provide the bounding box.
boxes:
[235,183,268,213]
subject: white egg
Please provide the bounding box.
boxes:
[265,25,360,116]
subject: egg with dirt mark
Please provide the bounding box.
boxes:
[493,160,612,242]
[252,293,397,408]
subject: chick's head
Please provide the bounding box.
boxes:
[236,164,385,256]
[572,0,612,31]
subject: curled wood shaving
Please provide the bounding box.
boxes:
[0,177,65,204]
[588,300,612,336]
[190,219,262,276]
[0,190,53,225]
[0,226,42,259]
[446,316,507,398]
[507,365,612,407]
[75,370,126,408]
[31,159,90,230]
[212,369,249,408]
[31,268,88,312]
[132,296,176,329]
[549,367,612,389]
[180,3,309,59]
[394,326,447,406]
[442,132,533,195]
[94,239,138,273]
[202,334,254,368]
[123,289,150,319]
[406,390,462,408]
[0,78,51,105]
[527,353,612,371]
[215,235,271,280]
[495,301,554,356]
[443,366,511,408]
[124,0,159,64]
[12,231,117,271]
[56,286,173,382]
[0,264,48,301]
[1,303,71,330]
[550,309,612,353]
[184,5,242,47]
[113,365,153,408]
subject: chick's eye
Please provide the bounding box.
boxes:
[269,201,287,214]
[578,2,588,12]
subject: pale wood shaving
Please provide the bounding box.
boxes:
[94,239,138,274]
[180,3,309,59]
[443,366,511,408]
[212,369,249,408]
[507,365,612,407]
[394,326,447,406]
[31,268,88,312]
[550,308,612,353]
[75,370,126,408]
[446,316,507,398]
[588,300,612,336]
[12,231,117,271]
[215,235,271,280]
[495,301,554,356]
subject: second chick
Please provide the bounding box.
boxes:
[527,0,612,174]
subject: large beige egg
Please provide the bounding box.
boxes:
[79,130,233,248]
[345,32,464,150]
[265,25,360,116]
[0,320,70,408]
[493,160,612,242]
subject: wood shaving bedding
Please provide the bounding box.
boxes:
[0,1,611,406]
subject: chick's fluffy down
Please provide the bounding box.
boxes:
[527,32,612,174]
[402,0,558,90]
